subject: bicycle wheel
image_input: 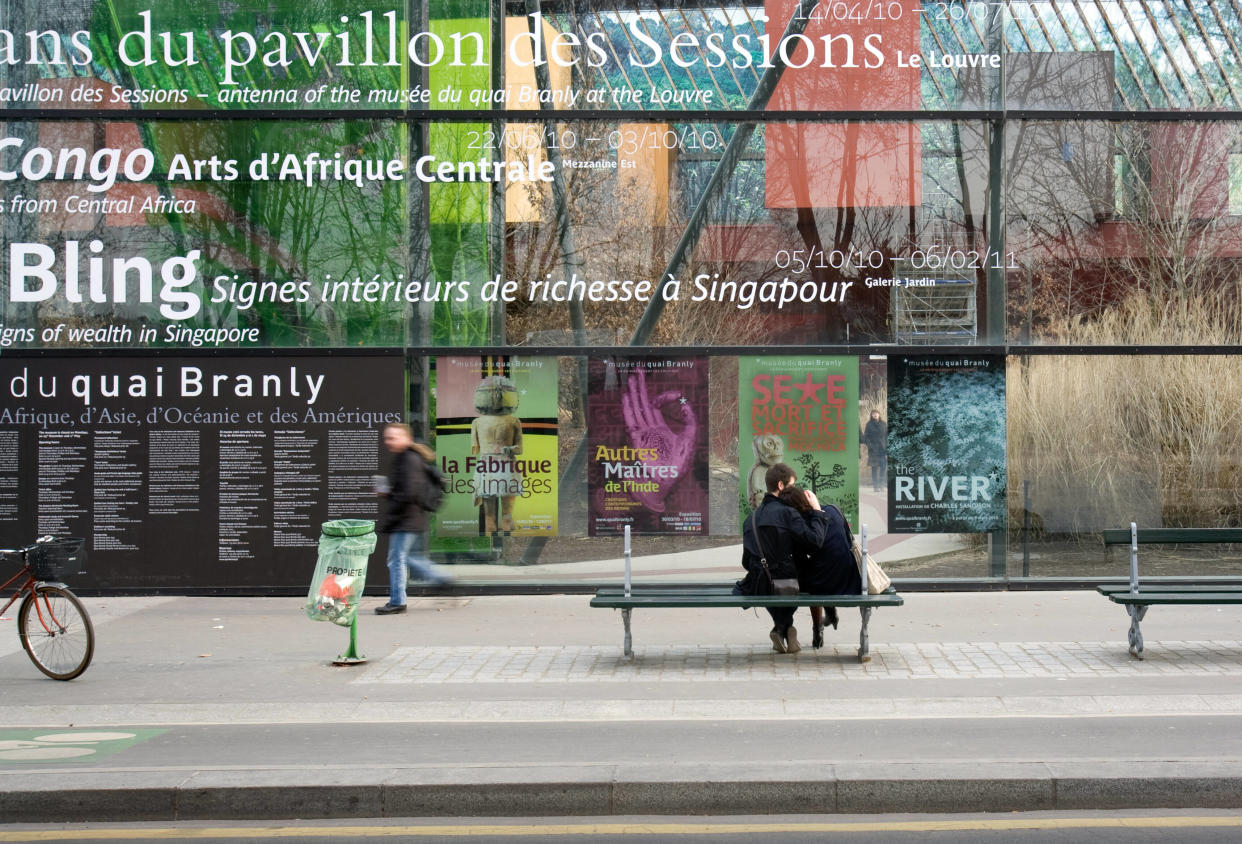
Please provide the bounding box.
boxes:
[18,585,95,680]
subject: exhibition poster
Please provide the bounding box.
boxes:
[887,354,1007,533]
[587,357,709,536]
[738,355,859,529]
[432,356,558,538]
[0,352,404,588]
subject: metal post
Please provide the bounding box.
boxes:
[1129,521,1139,593]
[984,1,1008,582]
[858,606,872,663]
[860,524,868,595]
[333,616,367,665]
[624,525,632,598]
[1127,605,1148,659]
[1022,480,1031,577]
[621,608,633,661]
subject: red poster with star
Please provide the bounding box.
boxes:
[738,355,859,528]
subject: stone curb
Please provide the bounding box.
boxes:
[4,770,1241,822]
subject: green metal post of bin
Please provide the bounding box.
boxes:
[333,616,366,665]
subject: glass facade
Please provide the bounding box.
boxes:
[3,1,1241,589]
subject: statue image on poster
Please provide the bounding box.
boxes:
[470,375,524,534]
[587,358,708,536]
[746,433,786,510]
[887,355,1007,533]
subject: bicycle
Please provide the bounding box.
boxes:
[0,536,94,680]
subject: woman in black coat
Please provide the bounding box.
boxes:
[778,486,862,648]
[862,410,887,493]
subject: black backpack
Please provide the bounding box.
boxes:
[421,460,447,512]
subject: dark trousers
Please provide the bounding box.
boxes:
[767,606,794,632]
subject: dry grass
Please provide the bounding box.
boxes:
[1009,294,1242,535]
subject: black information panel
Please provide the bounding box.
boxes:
[0,354,404,589]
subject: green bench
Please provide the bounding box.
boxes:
[1099,524,1242,659]
[590,584,904,663]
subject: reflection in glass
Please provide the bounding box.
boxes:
[1010,121,1242,346]
[1,120,410,347]
[499,119,991,347]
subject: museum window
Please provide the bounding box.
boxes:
[3,1,1242,590]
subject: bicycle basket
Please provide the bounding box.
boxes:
[27,538,85,580]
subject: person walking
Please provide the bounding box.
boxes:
[375,423,452,615]
[738,463,828,653]
[862,409,887,494]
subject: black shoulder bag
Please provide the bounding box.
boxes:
[754,503,801,596]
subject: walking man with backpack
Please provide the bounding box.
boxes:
[375,422,453,615]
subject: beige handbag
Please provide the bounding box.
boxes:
[852,539,891,594]
[826,502,892,594]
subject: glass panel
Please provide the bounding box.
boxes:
[0,1,978,114]
[4,0,409,113]
[448,352,1001,577]
[1007,354,1242,578]
[1002,0,1242,111]
[0,116,992,350]
[0,119,410,347]
[1009,120,1242,346]
[9,1,1242,115]
[500,118,992,347]
[8,0,1242,582]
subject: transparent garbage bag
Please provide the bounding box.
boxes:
[305,519,377,626]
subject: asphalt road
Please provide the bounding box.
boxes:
[7,715,1239,770]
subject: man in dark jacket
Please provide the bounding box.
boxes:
[739,462,828,653]
[375,423,452,614]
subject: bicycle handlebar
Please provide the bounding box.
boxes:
[0,536,59,556]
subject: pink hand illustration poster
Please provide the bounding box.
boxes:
[587,357,709,536]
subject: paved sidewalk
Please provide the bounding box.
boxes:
[1,591,1240,821]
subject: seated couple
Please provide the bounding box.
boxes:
[737,462,861,654]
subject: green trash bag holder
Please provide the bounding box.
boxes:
[307,519,377,665]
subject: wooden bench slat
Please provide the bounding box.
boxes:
[1108,592,1242,605]
[1097,584,1242,595]
[1102,528,1242,545]
[590,594,904,609]
[594,585,898,597]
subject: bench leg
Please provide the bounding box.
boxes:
[1126,604,1148,660]
[621,608,634,661]
[857,606,872,663]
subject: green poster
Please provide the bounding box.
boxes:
[738,355,859,528]
[433,356,558,538]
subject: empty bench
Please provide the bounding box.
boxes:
[1099,524,1242,659]
[590,584,903,662]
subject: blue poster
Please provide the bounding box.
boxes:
[887,355,1006,533]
